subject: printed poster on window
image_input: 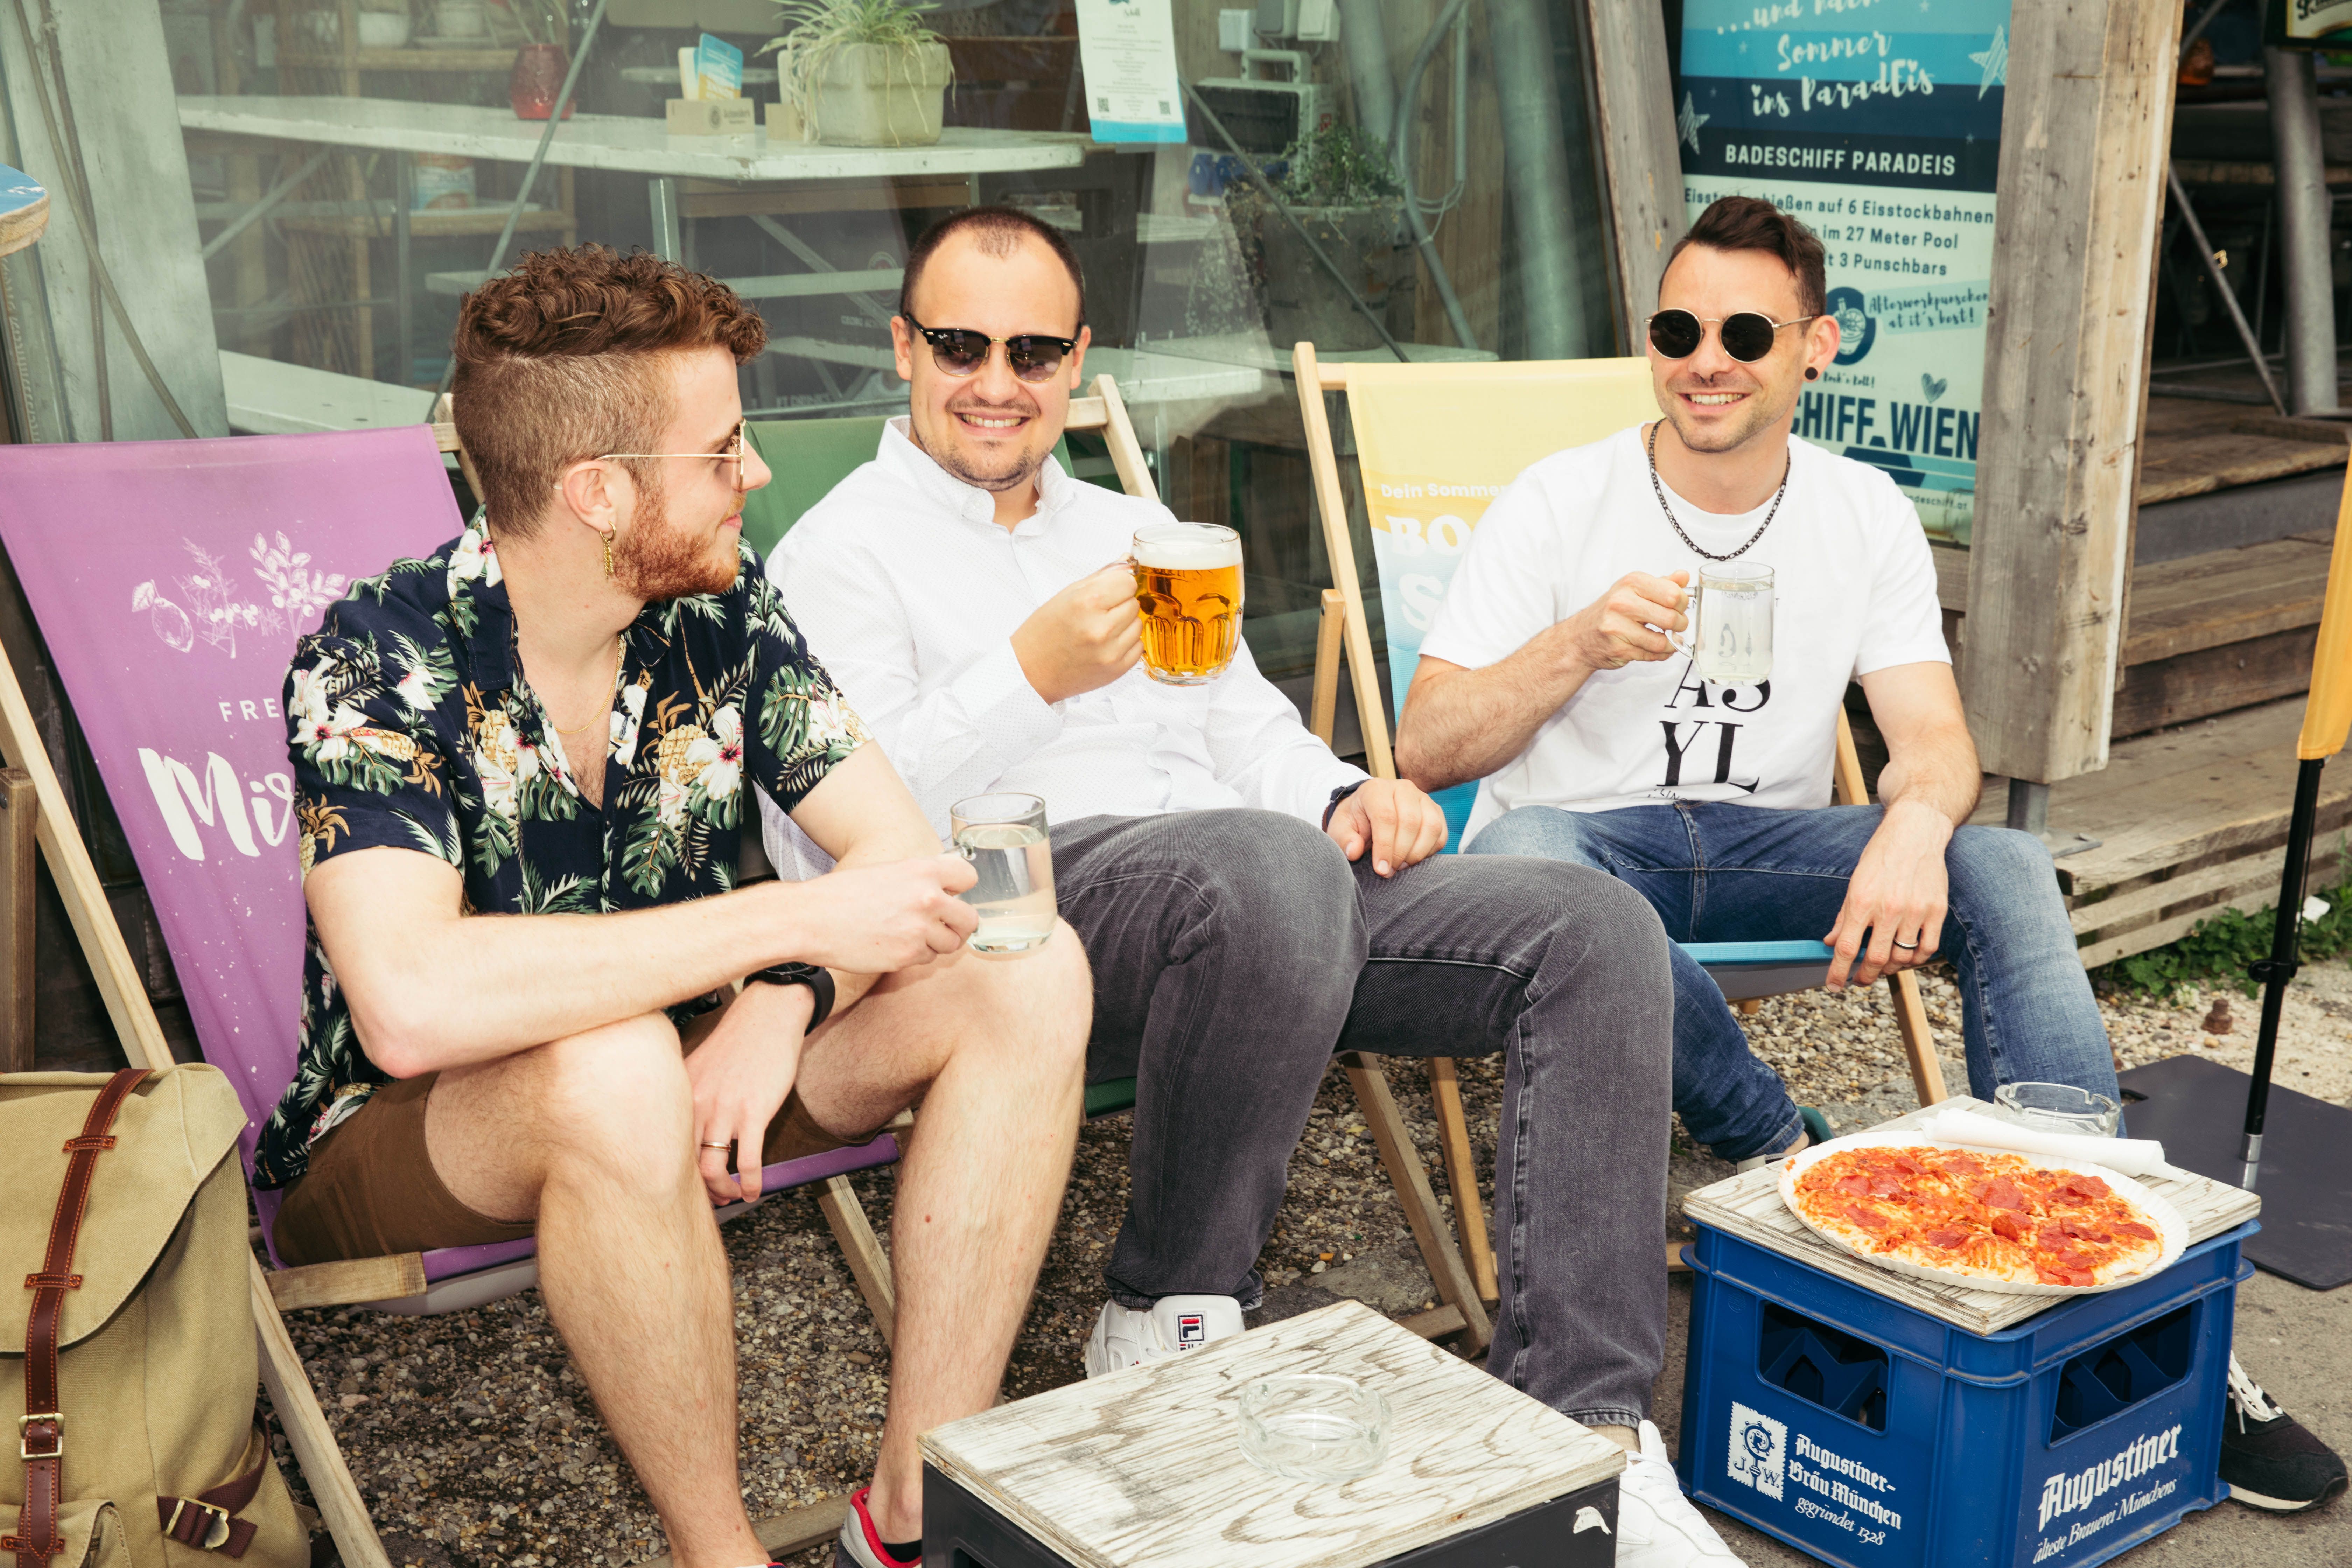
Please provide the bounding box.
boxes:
[1676,0,2011,545]
[1075,0,1186,143]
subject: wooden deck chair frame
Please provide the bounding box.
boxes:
[1291,342,1948,1299]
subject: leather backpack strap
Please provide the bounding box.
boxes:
[155,1438,272,1559]
[8,1068,149,1568]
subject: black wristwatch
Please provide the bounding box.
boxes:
[1322,779,1368,829]
[747,962,834,1030]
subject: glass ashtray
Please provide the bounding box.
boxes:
[1236,1374,1390,1482]
[1992,1082,2121,1138]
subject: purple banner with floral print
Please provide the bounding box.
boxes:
[0,428,462,1167]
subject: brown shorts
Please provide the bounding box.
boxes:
[270,1072,864,1267]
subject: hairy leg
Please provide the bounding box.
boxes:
[793,923,1093,1542]
[427,1015,763,1568]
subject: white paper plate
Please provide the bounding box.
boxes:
[1776,1133,2188,1297]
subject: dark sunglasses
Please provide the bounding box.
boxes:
[1646,309,1819,363]
[902,312,1079,384]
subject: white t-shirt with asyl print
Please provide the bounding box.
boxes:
[1419,424,1949,839]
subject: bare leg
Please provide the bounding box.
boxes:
[428,1015,765,1568]
[792,923,1093,1542]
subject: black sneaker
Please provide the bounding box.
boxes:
[2221,1355,2348,1512]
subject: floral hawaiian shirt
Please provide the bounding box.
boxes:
[252,525,870,1189]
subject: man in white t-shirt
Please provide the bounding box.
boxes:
[1394,202,2351,1515]
[1395,194,2119,1171]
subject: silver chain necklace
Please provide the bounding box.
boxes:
[1647,421,1789,562]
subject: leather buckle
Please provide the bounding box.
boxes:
[19,1410,61,1460]
[166,1498,233,1551]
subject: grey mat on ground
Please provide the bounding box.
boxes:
[2120,1054,2352,1292]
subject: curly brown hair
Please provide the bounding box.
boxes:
[450,246,767,537]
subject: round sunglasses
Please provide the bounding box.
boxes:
[1646,309,1819,363]
[902,312,1080,384]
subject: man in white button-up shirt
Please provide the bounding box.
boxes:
[767,210,1733,1568]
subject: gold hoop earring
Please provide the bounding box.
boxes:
[600,528,616,579]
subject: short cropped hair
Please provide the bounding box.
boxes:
[450,245,767,537]
[899,206,1087,329]
[1667,196,1827,319]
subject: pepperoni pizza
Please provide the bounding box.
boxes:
[1785,1144,2168,1288]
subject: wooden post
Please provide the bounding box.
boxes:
[0,768,34,1072]
[1583,0,1686,351]
[1963,1,2182,784]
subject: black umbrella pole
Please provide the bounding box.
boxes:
[2242,756,2328,1173]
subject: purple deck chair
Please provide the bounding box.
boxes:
[0,427,901,1318]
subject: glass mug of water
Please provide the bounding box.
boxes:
[948,792,1056,954]
[1668,561,1774,683]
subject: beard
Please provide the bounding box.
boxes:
[614,472,740,601]
[920,396,1049,493]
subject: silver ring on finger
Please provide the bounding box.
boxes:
[1890,937,1920,951]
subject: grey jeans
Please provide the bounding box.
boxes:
[1053,809,1674,1428]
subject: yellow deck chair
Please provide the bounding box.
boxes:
[1292,343,1948,1298]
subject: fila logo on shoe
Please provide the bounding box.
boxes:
[1177,1313,1206,1347]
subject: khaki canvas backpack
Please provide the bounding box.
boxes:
[2,1067,306,1568]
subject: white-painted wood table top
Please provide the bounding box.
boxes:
[1681,1096,2262,1338]
[920,1300,1622,1568]
[175,97,1090,182]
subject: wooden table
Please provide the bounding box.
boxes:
[1682,1096,2262,1338]
[0,164,47,260]
[920,1299,1625,1568]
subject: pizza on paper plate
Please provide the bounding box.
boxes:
[1784,1143,2169,1289]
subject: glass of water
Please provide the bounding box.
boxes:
[1238,1375,1390,1482]
[1992,1082,2121,1138]
[1668,561,1774,683]
[948,792,1056,955]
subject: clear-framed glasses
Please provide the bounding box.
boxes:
[1645,309,1820,363]
[902,312,1079,383]
[588,418,749,489]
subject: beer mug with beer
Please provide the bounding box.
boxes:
[1132,521,1244,685]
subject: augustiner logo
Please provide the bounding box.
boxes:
[2036,1423,2183,1531]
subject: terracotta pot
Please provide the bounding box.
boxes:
[510,43,573,120]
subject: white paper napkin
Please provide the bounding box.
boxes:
[1914,1107,2182,1181]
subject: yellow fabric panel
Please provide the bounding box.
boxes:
[2302,469,2352,761]
[1342,358,1659,515]
[1340,358,1658,715]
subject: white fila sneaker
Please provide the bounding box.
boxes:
[1082,1294,1245,1377]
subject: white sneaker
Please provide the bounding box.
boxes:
[1613,1420,1746,1566]
[1082,1294,1244,1377]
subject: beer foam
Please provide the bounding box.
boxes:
[1135,531,1242,570]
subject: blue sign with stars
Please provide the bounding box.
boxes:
[1676,0,2010,546]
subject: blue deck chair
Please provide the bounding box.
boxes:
[1291,343,1949,1294]
[747,375,1499,1353]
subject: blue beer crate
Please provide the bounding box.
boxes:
[1676,1218,2256,1568]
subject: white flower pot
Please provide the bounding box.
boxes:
[807,41,952,148]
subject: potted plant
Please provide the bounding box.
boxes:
[1233,124,1415,354]
[762,0,954,148]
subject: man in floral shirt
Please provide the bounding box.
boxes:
[257,246,1092,1568]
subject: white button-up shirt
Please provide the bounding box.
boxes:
[760,419,1364,869]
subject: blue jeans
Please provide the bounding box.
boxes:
[1466,802,2118,1162]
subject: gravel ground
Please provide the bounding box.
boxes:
[265,957,2352,1568]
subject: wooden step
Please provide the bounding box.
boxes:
[1967,698,2350,968]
